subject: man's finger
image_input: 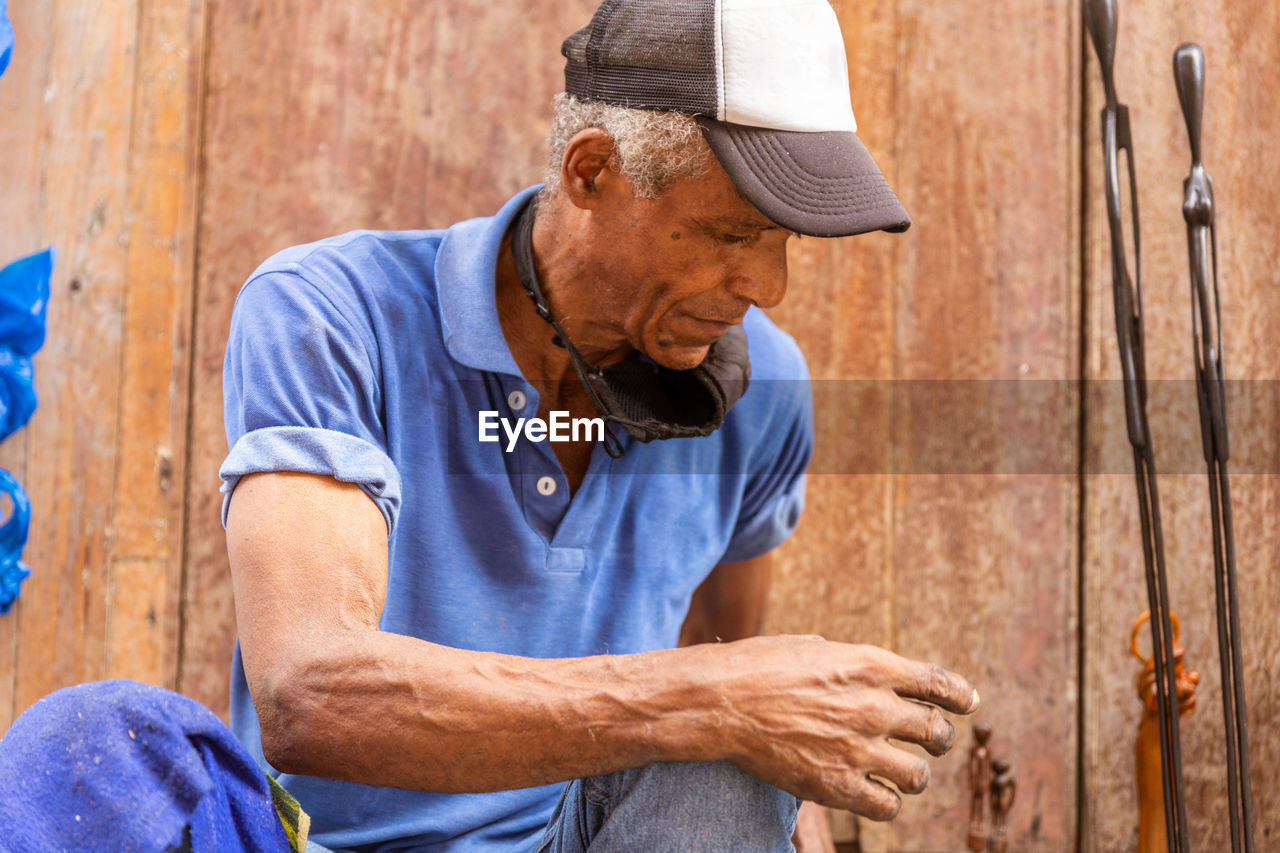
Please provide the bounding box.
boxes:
[865,740,931,796]
[856,646,978,714]
[889,700,956,757]
[844,774,903,822]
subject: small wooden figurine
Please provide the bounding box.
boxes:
[1131,611,1200,853]
[989,758,1016,853]
[967,723,993,851]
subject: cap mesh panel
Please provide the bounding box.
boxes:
[562,0,717,115]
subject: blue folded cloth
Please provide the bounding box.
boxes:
[0,680,302,852]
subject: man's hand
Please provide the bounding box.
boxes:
[694,635,978,820]
[678,558,972,826]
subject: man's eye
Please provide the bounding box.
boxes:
[720,232,756,245]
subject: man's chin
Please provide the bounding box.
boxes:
[647,338,714,371]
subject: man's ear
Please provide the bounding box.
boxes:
[560,128,617,209]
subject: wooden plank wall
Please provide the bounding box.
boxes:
[0,1,1275,851]
[766,1,1081,850]
[0,0,202,724]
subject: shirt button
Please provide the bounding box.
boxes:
[507,390,527,411]
[536,476,557,496]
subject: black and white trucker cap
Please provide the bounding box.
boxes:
[562,0,910,238]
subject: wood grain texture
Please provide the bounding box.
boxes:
[0,0,203,729]
[0,0,49,729]
[109,0,205,694]
[1081,0,1280,850]
[765,0,903,657]
[4,0,136,722]
[770,3,1082,851]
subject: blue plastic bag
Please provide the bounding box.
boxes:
[0,469,30,613]
[0,248,50,357]
[0,349,35,442]
[0,13,48,614]
[0,248,52,442]
[0,0,12,79]
[0,248,52,611]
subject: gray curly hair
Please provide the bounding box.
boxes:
[541,93,712,200]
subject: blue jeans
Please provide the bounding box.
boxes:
[2,681,799,852]
[532,762,800,853]
[308,762,800,852]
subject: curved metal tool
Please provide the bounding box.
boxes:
[1174,42,1255,853]
[1084,2,1188,850]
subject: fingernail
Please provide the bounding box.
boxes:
[970,689,981,711]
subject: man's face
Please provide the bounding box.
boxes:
[582,154,795,370]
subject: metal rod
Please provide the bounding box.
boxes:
[1174,41,1255,853]
[1084,2,1188,849]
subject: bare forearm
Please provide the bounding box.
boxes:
[265,631,727,792]
[230,476,980,817]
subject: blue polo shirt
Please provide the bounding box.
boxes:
[220,187,813,852]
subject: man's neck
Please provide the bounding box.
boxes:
[494,197,633,392]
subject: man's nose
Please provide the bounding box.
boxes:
[725,244,789,309]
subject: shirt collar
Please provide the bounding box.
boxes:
[435,186,542,377]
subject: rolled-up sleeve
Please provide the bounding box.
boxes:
[220,271,401,535]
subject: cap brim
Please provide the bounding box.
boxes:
[697,117,910,238]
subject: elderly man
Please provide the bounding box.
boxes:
[0,1,976,851]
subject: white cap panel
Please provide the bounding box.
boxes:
[717,0,858,133]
